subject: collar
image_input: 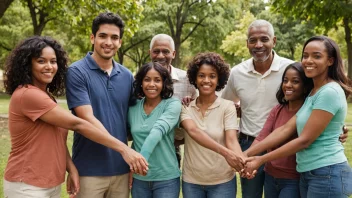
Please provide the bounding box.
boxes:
[190,96,221,110]
[85,52,121,75]
[245,51,280,73]
[169,65,180,81]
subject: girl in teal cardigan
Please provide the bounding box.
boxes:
[128,62,181,198]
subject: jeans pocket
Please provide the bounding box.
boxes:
[341,168,352,196]
[309,166,331,178]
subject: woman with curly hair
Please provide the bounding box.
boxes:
[3,36,148,198]
[180,52,244,198]
[128,62,181,198]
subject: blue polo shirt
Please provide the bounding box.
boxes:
[66,52,133,176]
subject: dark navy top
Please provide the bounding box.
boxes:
[66,52,133,176]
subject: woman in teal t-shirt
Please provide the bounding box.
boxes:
[244,36,352,198]
[128,62,181,198]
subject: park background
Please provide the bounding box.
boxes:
[0,0,351,197]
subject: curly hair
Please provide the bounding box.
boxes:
[302,36,352,97]
[276,62,313,105]
[92,12,125,39]
[187,52,230,91]
[133,62,173,99]
[4,36,68,96]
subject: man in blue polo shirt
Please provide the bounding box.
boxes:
[66,12,148,198]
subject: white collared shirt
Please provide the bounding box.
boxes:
[222,52,293,137]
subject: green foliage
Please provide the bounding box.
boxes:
[0,0,32,69]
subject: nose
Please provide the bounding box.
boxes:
[254,40,263,48]
[105,37,112,45]
[285,81,292,87]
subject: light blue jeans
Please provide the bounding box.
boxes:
[299,161,352,198]
[131,177,180,198]
[182,176,237,198]
[264,172,300,198]
[239,137,265,198]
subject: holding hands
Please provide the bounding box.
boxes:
[224,151,263,179]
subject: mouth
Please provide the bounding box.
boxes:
[146,89,158,93]
[42,72,53,77]
[285,90,293,95]
[305,66,315,70]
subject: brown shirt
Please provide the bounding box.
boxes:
[5,85,68,188]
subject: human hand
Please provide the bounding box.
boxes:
[66,170,80,198]
[224,149,245,172]
[242,156,263,179]
[339,125,349,143]
[182,96,193,107]
[128,172,133,189]
[121,147,148,176]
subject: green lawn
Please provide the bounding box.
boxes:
[0,94,351,197]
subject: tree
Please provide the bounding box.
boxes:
[0,0,14,18]
[271,0,352,77]
[146,0,241,68]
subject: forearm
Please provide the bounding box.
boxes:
[73,120,129,154]
[187,126,230,157]
[66,147,77,174]
[260,137,307,164]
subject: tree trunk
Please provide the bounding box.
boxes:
[0,0,13,18]
[343,17,352,78]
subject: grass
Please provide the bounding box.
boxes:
[0,94,351,197]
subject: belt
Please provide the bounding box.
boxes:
[239,133,256,141]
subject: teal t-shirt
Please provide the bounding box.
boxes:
[296,82,347,172]
[128,97,181,181]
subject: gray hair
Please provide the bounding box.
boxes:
[247,20,275,38]
[150,34,175,51]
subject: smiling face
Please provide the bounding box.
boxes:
[301,40,334,80]
[90,24,122,61]
[282,68,305,102]
[196,64,218,96]
[247,25,276,63]
[149,39,176,69]
[142,68,163,101]
[31,46,58,91]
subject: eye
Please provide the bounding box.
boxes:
[153,50,160,54]
[210,75,217,79]
[314,55,321,59]
[161,50,170,55]
[248,38,256,44]
[198,74,204,78]
[293,80,300,84]
[111,36,119,40]
[50,60,57,64]
[283,79,288,83]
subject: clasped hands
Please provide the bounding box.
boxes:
[224,150,263,179]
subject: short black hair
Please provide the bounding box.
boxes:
[187,52,230,91]
[133,62,173,99]
[276,62,313,104]
[92,12,125,38]
[4,36,68,96]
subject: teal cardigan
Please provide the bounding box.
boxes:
[128,97,181,181]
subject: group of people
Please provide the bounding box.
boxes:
[2,11,352,198]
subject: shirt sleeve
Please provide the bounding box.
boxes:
[256,105,280,141]
[313,86,341,115]
[180,105,192,122]
[221,69,240,103]
[224,101,239,131]
[65,66,91,110]
[20,88,57,122]
[140,99,182,161]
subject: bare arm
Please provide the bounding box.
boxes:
[66,147,79,197]
[245,116,297,157]
[246,110,333,173]
[181,119,244,171]
[39,105,148,175]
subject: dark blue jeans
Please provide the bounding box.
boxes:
[131,177,180,198]
[239,137,265,198]
[182,176,237,198]
[299,161,352,198]
[264,172,300,198]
